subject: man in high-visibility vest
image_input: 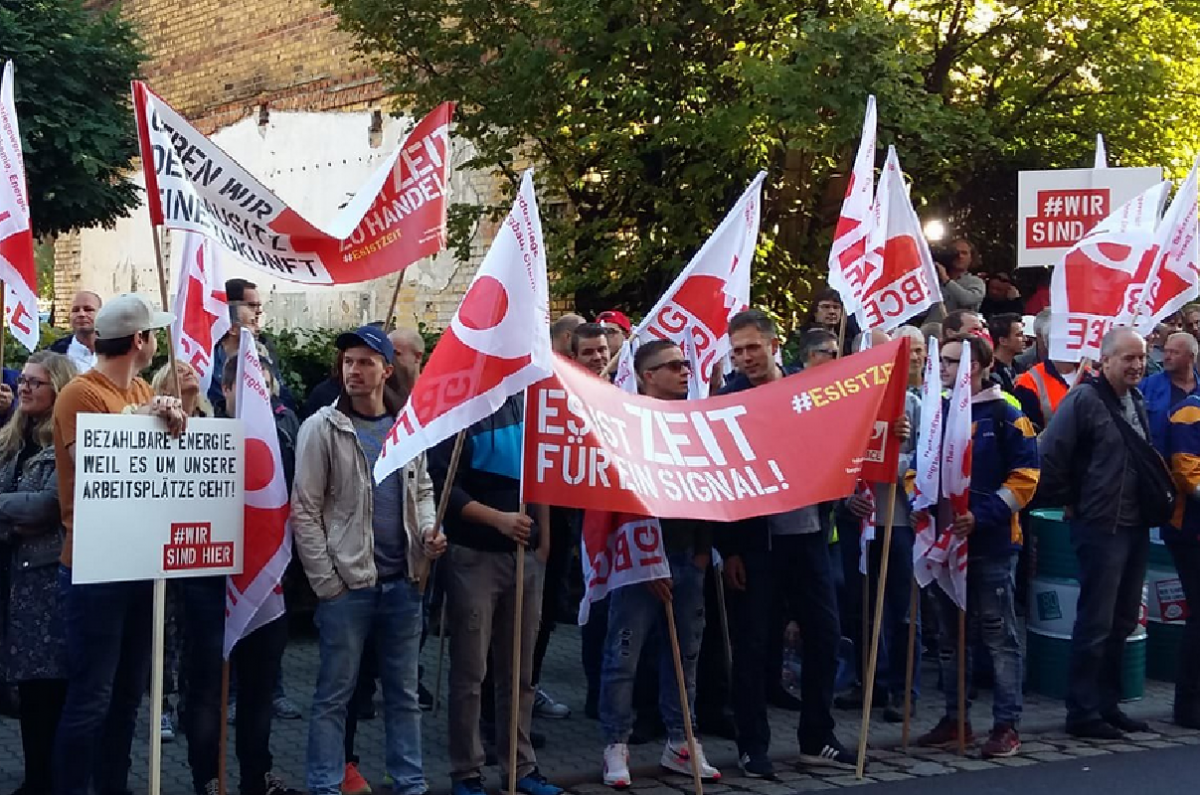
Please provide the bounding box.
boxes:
[1012,311,1083,432]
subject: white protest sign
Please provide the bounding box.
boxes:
[72,415,245,584]
[1017,166,1162,267]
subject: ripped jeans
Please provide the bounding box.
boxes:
[599,550,706,745]
[933,552,1023,728]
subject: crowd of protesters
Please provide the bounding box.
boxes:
[0,245,1197,795]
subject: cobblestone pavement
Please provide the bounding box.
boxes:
[0,624,1192,794]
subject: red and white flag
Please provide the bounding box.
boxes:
[912,336,942,588]
[171,232,231,394]
[612,172,764,398]
[134,81,453,286]
[828,96,878,316]
[1134,157,1200,332]
[578,511,671,625]
[224,327,291,657]
[856,481,877,576]
[0,62,40,352]
[1049,180,1168,362]
[374,170,551,482]
[857,147,942,332]
[933,341,973,610]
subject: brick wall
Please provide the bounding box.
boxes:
[56,1,565,332]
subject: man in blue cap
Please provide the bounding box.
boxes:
[292,326,446,795]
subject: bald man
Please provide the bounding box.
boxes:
[389,327,426,381]
[49,290,102,372]
[1040,327,1157,740]
[551,314,585,357]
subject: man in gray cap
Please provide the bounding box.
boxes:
[51,292,187,795]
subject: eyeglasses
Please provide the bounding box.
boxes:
[17,376,50,389]
[645,360,691,373]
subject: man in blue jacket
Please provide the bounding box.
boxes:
[916,334,1039,758]
[717,311,851,778]
[1140,331,1200,454]
[1162,395,1200,728]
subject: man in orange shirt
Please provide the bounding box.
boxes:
[51,293,187,795]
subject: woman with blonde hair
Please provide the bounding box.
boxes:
[0,351,77,795]
[152,360,212,417]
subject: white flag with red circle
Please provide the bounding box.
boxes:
[912,336,942,588]
[171,231,231,394]
[828,96,877,316]
[612,172,764,398]
[0,62,40,352]
[373,169,551,482]
[1049,181,1168,362]
[856,147,942,332]
[224,327,291,657]
[578,511,670,625]
[1133,158,1200,333]
[933,341,973,611]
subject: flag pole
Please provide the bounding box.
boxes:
[507,505,527,795]
[665,599,705,795]
[957,608,967,756]
[856,482,898,778]
[0,282,7,371]
[713,565,734,680]
[428,429,467,715]
[900,577,919,752]
[148,224,182,795]
[384,272,405,332]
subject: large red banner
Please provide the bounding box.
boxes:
[523,339,909,520]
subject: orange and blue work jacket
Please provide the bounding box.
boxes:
[908,386,1040,557]
[1166,395,1200,543]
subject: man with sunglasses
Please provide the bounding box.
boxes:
[208,278,296,415]
[600,340,719,788]
[716,311,849,777]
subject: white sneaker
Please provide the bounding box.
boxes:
[660,739,720,781]
[160,711,175,743]
[602,743,631,789]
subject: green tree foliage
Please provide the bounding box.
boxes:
[328,0,1200,326]
[0,0,146,238]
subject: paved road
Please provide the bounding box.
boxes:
[0,623,1193,793]
[858,744,1200,794]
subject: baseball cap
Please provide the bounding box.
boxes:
[597,310,631,334]
[336,325,395,364]
[94,293,175,339]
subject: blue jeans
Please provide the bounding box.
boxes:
[933,553,1022,728]
[599,551,706,744]
[53,568,153,795]
[307,580,425,795]
[1067,523,1149,724]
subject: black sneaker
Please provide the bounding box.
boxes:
[1067,718,1125,741]
[419,682,435,711]
[1103,710,1150,734]
[739,752,777,780]
[883,694,915,724]
[452,777,488,795]
[799,737,858,771]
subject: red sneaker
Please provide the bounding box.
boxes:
[981,724,1021,759]
[917,716,974,749]
[342,762,372,795]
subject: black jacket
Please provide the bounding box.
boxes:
[1039,374,1151,531]
[428,394,534,553]
[713,365,833,558]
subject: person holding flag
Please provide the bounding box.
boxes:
[172,336,302,795]
[599,339,718,789]
[292,326,445,795]
[916,333,1038,758]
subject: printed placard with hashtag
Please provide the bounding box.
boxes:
[163,521,234,571]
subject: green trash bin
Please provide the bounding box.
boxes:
[1030,509,1079,580]
[1146,549,1188,681]
[1027,575,1146,701]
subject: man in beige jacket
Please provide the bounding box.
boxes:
[292,326,445,795]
